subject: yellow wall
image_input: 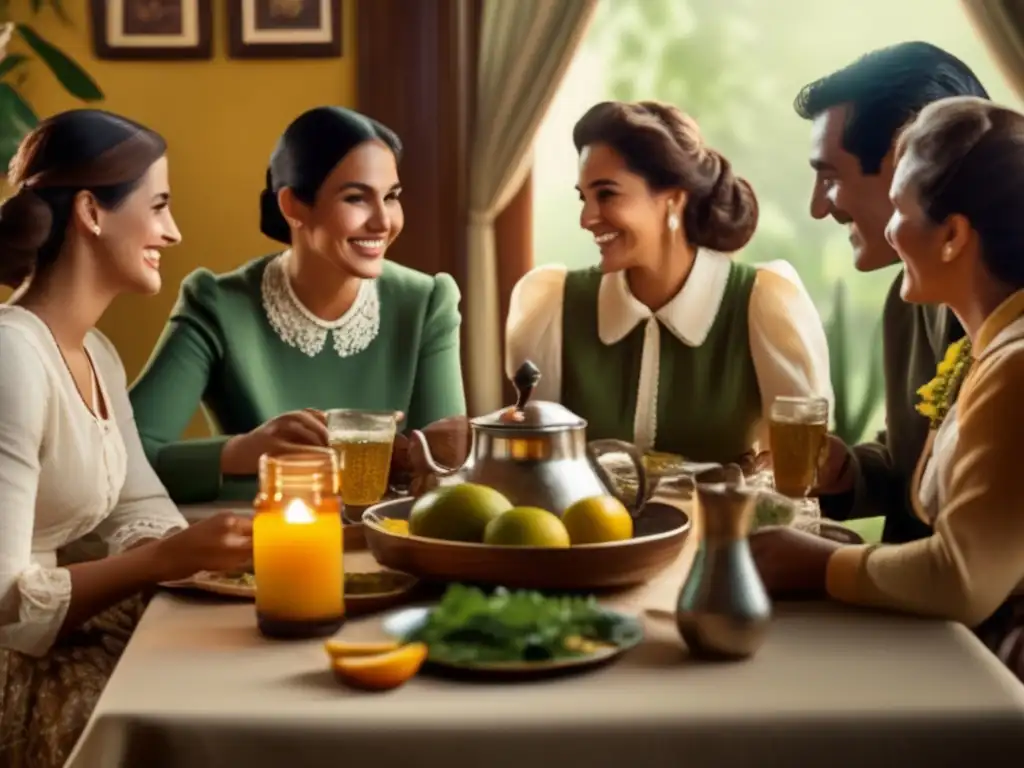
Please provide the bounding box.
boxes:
[4,1,357,435]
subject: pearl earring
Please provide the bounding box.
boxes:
[667,212,680,232]
[941,243,955,262]
[91,224,101,236]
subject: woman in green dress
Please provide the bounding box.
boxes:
[505,101,833,464]
[130,107,467,504]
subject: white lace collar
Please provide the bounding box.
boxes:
[261,251,381,358]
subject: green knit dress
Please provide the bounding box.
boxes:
[129,254,466,503]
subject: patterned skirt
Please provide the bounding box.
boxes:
[976,595,1024,684]
[0,594,148,768]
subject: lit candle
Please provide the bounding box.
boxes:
[253,452,345,640]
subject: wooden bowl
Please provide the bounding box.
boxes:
[361,497,690,591]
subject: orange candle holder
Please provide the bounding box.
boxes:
[253,451,345,640]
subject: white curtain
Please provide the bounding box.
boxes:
[962,0,1024,98]
[465,0,598,416]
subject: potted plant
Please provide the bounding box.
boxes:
[0,1,103,171]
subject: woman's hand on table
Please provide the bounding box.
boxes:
[220,409,329,476]
[153,512,253,582]
[749,526,842,598]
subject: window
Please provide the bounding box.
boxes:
[532,0,1020,441]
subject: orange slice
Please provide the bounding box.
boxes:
[324,639,401,660]
[331,642,428,691]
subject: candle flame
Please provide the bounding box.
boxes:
[283,498,316,524]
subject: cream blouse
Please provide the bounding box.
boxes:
[505,251,834,452]
[0,307,186,657]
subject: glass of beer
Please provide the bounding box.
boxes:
[768,396,829,499]
[326,409,397,507]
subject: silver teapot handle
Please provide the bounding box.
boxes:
[585,439,649,517]
[409,430,461,479]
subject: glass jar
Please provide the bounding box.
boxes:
[253,450,344,640]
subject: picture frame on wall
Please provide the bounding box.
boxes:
[90,0,213,61]
[227,0,343,59]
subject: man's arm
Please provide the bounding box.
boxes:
[819,429,905,521]
[818,276,939,529]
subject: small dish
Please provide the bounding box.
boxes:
[601,450,715,500]
[161,570,421,615]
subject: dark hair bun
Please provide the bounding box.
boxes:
[686,150,759,253]
[0,188,53,287]
[573,100,760,255]
[259,187,292,245]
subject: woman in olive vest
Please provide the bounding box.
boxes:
[505,100,833,464]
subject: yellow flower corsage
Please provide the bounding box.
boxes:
[916,336,972,429]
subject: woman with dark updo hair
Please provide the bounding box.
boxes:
[0,110,252,767]
[506,101,832,463]
[751,96,1024,682]
[129,106,467,504]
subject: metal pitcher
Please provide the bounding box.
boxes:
[675,466,772,660]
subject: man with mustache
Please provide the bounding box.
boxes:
[796,42,988,543]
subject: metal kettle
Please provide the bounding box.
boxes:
[410,361,650,515]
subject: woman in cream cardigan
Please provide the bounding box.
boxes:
[0,110,252,767]
[751,96,1024,681]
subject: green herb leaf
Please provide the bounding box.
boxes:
[405,585,636,664]
[0,53,27,79]
[0,82,37,170]
[15,24,102,101]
